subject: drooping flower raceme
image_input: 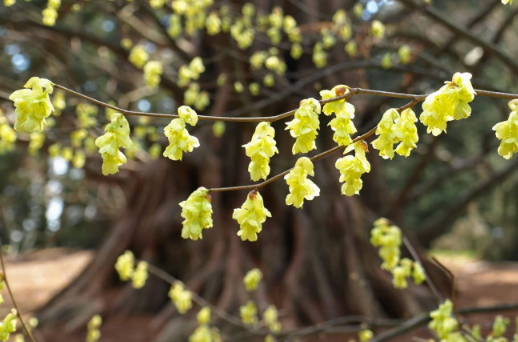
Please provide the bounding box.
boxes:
[240,301,258,325]
[370,218,426,289]
[370,218,401,270]
[233,190,271,242]
[335,141,371,196]
[9,77,55,133]
[131,261,149,289]
[169,282,193,314]
[95,113,132,175]
[128,45,149,69]
[493,99,518,159]
[420,72,476,136]
[243,268,262,291]
[86,315,102,342]
[372,108,400,159]
[285,157,320,208]
[394,108,419,157]
[320,85,357,146]
[115,250,135,281]
[429,300,459,340]
[371,108,419,159]
[163,106,200,161]
[285,98,321,154]
[179,187,213,240]
[263,305,281,332]
[0,309,17,341]
[143,61,163,88]
[243,122,279,181]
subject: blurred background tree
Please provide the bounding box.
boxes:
[1,0,518,341]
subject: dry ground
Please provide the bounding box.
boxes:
[2,250,518,341]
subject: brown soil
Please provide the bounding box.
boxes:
[2,250,518,341]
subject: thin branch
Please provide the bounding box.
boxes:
[0,242,37,342]
[53,84,517,124]
[397,0,518,75]
[146,263,247,329]
[402,237,443,303]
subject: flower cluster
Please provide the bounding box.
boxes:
[169,282,193,314]
[163,106,200,161]
[429,300,459,340]
[114,250,150,289]
[143,61,163,88]
[493,99,518,159]
[285,157,320,208]
[233,191,271,242]
[179,187,213,240]
[86,315,102,342]
[178,57,206,87]
[42,0,60,26]
[95,113,132,175]
[240,301,258,325]
[128,45,149,69]
[285,98,321,154]
[370,218,426,289]
[0,112,16,154]
[243,268,262,291]
[335,141,371,196]
[320,85,357,146]
[9,77,55,133]
[132,261,149,289]
[371,108,418,159]
[420,72,476,136]
[243,122,279,181]
[0,310,17,341]
[263,305,281,332]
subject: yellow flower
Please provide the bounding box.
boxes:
[263,305,281,332]
[169,282,193,314]
[86,315,102,342]
[240,301,258,325]
[502,0,513,4]
[285,98,321,154]
[335,142,371,196]
[95,113,132,175]
[493,99,518,159]
[179,187,213,240]
[131,261,149,289]
[243,268,262,291]
[372,108,400,159]
[370,218,401,271]
[320,85,357,146]
[143,61,163,88]
[163,106,200,161]
[243,122,279,181]
[285,157,320,208]
[10,77,54,133]
[0,310,17,341]
[398,45,411,64]
[420,72,476,136]
[196,307,211,325]
[371,20,385,38]
[233,191,271,242]
[128,45,149,69]
[394,108,419,157]
[115,250,135,281]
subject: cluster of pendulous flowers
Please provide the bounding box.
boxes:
[370,218,426,289]
[114,250,149,289]
[9,68,518,248]
[243,122,278,181]
[163,105,200,161]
